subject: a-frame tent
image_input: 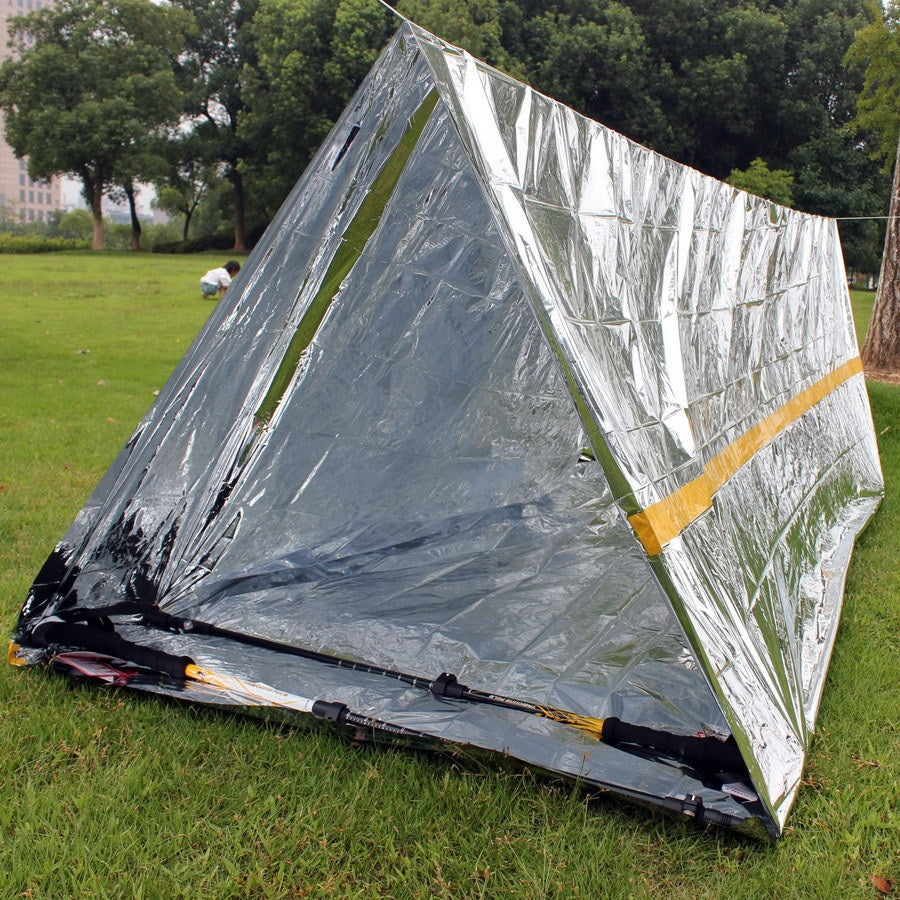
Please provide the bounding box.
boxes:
[11,23,883,838]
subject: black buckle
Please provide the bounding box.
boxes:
[431,672,466,699]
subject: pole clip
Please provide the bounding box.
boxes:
[431,672,467,699]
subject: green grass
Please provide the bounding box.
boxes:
[850,288,876,349]
[1,261,897,898]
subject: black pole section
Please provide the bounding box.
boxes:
[601,717,745,773]
[311,699,428,740]
[34,621,194,681]
[34,621,434,744]
[145,609,435,691]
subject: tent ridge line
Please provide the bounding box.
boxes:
[629,356,864,555]
[407,24,644,517]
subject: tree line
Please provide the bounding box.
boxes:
[0,0,896,271]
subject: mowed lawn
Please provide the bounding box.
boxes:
[0,252,897,898]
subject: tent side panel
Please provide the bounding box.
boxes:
[413,27,883,829]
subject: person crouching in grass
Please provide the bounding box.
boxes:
[200,260,240,299]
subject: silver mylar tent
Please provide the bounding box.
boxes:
[12,23,883,838]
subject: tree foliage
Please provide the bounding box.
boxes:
[241,0,394,213]
[848,3,900,374]
[491,0,870,181]
[845,0,900,169]
[0,0,191,249]
[861,134,900,374]
[168,0,260,251]
[727,158,795,207]
[0,0,892,272]
[398,0,511,68]
[504,1,669,147]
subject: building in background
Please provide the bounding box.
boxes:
[0,0,62,224]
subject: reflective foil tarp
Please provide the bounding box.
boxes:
[12,24,883,838]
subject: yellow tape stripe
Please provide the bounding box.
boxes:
[8,642,26,667]
[629,357,863,556]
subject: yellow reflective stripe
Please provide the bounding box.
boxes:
[629,475,713,556]
[629,357,863,556]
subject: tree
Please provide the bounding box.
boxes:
[154,169,220,244]
[153,133,222,242]
[844,0,900,167]
[847,2,900,374]
[0,0,190,250]
[727,158,795,206]
[241,0,394,215]
[861,134,899,375]
[107,179,146,252]
[109,143,170,251]
[171,0,261,252]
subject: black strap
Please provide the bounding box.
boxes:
[53,601,152,632]
[34,622,193,681]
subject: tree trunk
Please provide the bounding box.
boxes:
[861,134,900,376]
[125,182,142,251]
[84,176,105,251]
[231,169,247,252]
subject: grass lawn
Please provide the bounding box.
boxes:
[1,255,897,898]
